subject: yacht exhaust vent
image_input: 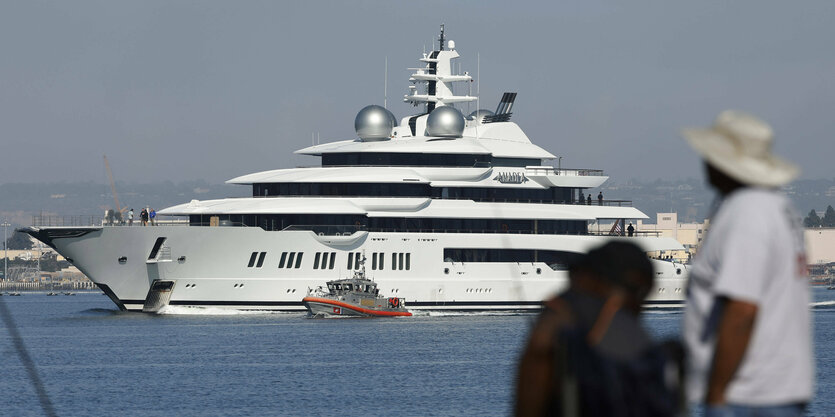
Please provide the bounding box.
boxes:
[142,280,175,313]
[483,92,517,123]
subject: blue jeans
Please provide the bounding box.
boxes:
[703,403,805,417]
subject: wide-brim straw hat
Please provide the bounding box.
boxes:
[682,110,799,187]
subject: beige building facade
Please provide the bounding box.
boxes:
[805,228,835,265]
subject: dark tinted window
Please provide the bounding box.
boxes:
[322,152,492,167]
[443,248,584,270]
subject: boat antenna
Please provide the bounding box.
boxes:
[384,56,388,109]
[439,24,445,51]
[476,52,480,141]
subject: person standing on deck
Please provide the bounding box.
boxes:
[682,110,812,417]
[597,191,603,206]
[127,208,134,226]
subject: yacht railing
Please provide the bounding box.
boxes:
[526,166,605,177]
[248,194,632,206]
[586,230,662,237]
[31,215,189,227]
[293,164,607,177]
[282,225,364,235]
[281,224,595,236]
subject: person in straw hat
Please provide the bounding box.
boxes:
[682,111,812,417]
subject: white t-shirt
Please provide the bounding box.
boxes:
[684,188,813,405]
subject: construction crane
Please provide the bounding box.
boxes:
[103,155,125,215]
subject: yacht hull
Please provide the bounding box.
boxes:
[23,226,688,312]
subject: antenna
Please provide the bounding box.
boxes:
[439,24,445,51]
[384,56,388,109]
[476,52,480,141]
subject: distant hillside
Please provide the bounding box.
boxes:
[1,178,833,228]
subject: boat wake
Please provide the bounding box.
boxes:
[810,300,835,309]
[156,305,301,316]
[411,310,533,317]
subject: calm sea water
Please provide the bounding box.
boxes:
[1,289,833,417]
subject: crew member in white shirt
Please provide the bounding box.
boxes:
[682,110,813,417]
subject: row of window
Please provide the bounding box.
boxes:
[313,252,337,270]
[251,182,578,204]
[244,251,411,271]
[247,252,267,268]
[320,153,541,168]
[442,248,585,271]
[248,249,580,270]
[193,214,587,235]
[278,252,304,269]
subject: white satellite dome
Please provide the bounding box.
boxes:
[355,105,396,141]
[426,106,465,138]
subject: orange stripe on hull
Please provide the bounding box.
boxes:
[302,296,412,317]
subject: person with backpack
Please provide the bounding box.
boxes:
[515,241,684,417]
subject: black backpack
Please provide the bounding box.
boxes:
[552,293,685,417]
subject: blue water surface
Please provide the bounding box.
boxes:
[1,288,833,417]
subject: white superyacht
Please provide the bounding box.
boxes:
[23,27,687,312]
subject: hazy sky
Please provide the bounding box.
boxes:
[2,1,834,185]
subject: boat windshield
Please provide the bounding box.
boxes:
[344,284,353,291]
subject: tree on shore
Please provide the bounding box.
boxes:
[804,210,822,227]
[5,231,33,250]
[824,205,835,228]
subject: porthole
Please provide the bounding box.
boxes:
[118,256,127,264]
[444,268,449,274]
[536,268,542,275]
[676,268,682,275]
